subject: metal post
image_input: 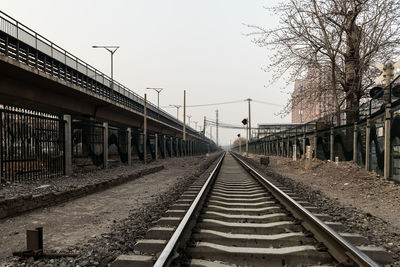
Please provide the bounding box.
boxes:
[176,138,179,157]
[127,127,132,166]
[216,109,219,146]
[144,94,147,164]
[313,126,317,159]
[103,122,108,169]
[155,134,158,161]
[246,123,249,157]
[366,117,371,171]
[183,90,186,141]
[302,128,306,159]
[384,105,391,179]
[330,126,334,161]
[63,115,72,176]
[247,98,252,140]
[353,123,357,162]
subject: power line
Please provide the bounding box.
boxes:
[162,99,244,108]
[253,100,283,107]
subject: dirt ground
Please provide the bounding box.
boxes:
[0,153,220,266]
[248,154,400,232]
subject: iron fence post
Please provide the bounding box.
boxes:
[384,104,392,179]
[103,122,108,169]
[127,128,132,166]
[0,109,3,180]
[302,128,306,159]
[366,117,371,171]
[330,126,334,161]
[313,126,317,159]
[353,122,358,162]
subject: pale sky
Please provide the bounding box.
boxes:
[2,0,291,146]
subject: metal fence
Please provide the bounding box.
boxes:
[108,126,128,164]
[233,90,400,182]
[0,106,64,181]
[72,119,104,169]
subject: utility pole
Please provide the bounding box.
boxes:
[383,63,394,179]
[246,98,252,140]
[216,109,219,146]
[143,93,147,164]
[183,90,186,140]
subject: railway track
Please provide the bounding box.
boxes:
[112,152,392,266]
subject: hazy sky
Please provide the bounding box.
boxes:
[2,0,291,146]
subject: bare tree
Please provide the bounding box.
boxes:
[232,137,247,148]
[248,0,400,124]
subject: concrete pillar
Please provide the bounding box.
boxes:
[366,117,371,171]
[176,138,179,157]
[103,122,109,169]
[384,104,392,179]
[163,135,167,159]
[287,137,290,158]
[302,134,306,159]
[63,115,72,176]
[143,133,147,164]
[330,127,334,161]
[155,134,158,161]
[127,128,132,166]
[170,137,173,157]
[353,123,357,162]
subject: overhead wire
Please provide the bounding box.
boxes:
[162,99,284,108]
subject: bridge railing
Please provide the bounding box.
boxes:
[0,11,204,140]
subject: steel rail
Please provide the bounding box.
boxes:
[230,152,379,267]
[153,152,226,267]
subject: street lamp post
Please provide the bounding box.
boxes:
[170,105,181,120]
[147,87,163,119]
[92,45,119,89]
[186,115,192,127]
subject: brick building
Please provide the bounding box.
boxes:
[291,66,336,123]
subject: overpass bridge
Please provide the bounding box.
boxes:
[0,11,217,181]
